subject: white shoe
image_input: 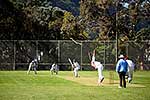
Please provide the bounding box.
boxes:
[118,86,122,88]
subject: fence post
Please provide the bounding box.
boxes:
[58,40,60,63]
[116,35,118,62]
[80,41,83,71]
[13,40,16,70]
[36,40,38,58]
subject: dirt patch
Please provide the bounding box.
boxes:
[58,76,146,88]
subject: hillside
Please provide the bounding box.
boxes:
[0,0,80,40]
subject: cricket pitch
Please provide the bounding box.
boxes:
[58,75,146,88]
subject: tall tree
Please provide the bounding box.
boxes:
[80,0,116,40]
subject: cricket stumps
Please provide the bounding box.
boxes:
[109,71,114,84]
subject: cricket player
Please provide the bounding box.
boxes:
[125,57,135,83]
[116,55,128,88]
[91,50,104,86]
[72,59,80,77]
[27,59,38,74]
[50,63,59,75]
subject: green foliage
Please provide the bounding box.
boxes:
[80,0,116,40]
[80,0,149,41]
[0,0,79,40]
[0,0,149,41]
[61,12,87,39]
[61,12,75,39]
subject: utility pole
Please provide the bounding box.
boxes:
[116,1,119,62]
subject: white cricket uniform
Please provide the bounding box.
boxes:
[95,61,104,81]
[50,64,59,75]
[91,55,104,82]
[92,55,95,62]
[27,59,37,74]
[50,64,55,71]
[126,59,135,82]
[73,62,80,77]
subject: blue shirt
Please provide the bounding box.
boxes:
[116,59,128,73]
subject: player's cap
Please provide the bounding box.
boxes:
[119,55,124,58]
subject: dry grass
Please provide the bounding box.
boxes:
[58,73,146,88]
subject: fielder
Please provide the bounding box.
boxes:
[50,63,59,75]
[90,50,104,86]
[27,59,38,74]
[125,57,135,83]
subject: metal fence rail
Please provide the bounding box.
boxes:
[0,40,149,70]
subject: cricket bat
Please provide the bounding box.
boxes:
[27,62,32,74]
[68,58,74,68]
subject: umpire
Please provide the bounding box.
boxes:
[116,55,128,88]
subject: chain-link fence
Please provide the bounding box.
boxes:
[0,40,150,70]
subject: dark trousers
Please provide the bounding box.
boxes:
[33,66,37,74]
[118,72,126,88]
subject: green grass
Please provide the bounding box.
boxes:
[0,71,150,100]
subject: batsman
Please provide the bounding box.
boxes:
[68,58,80,77]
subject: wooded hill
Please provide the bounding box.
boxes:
[0,0,149,41]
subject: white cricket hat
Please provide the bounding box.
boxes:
[119,55,124,58]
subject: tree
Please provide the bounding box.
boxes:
[61,12,87,39]
[80,0,116,40]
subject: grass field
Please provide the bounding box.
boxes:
[0,71,150,100]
